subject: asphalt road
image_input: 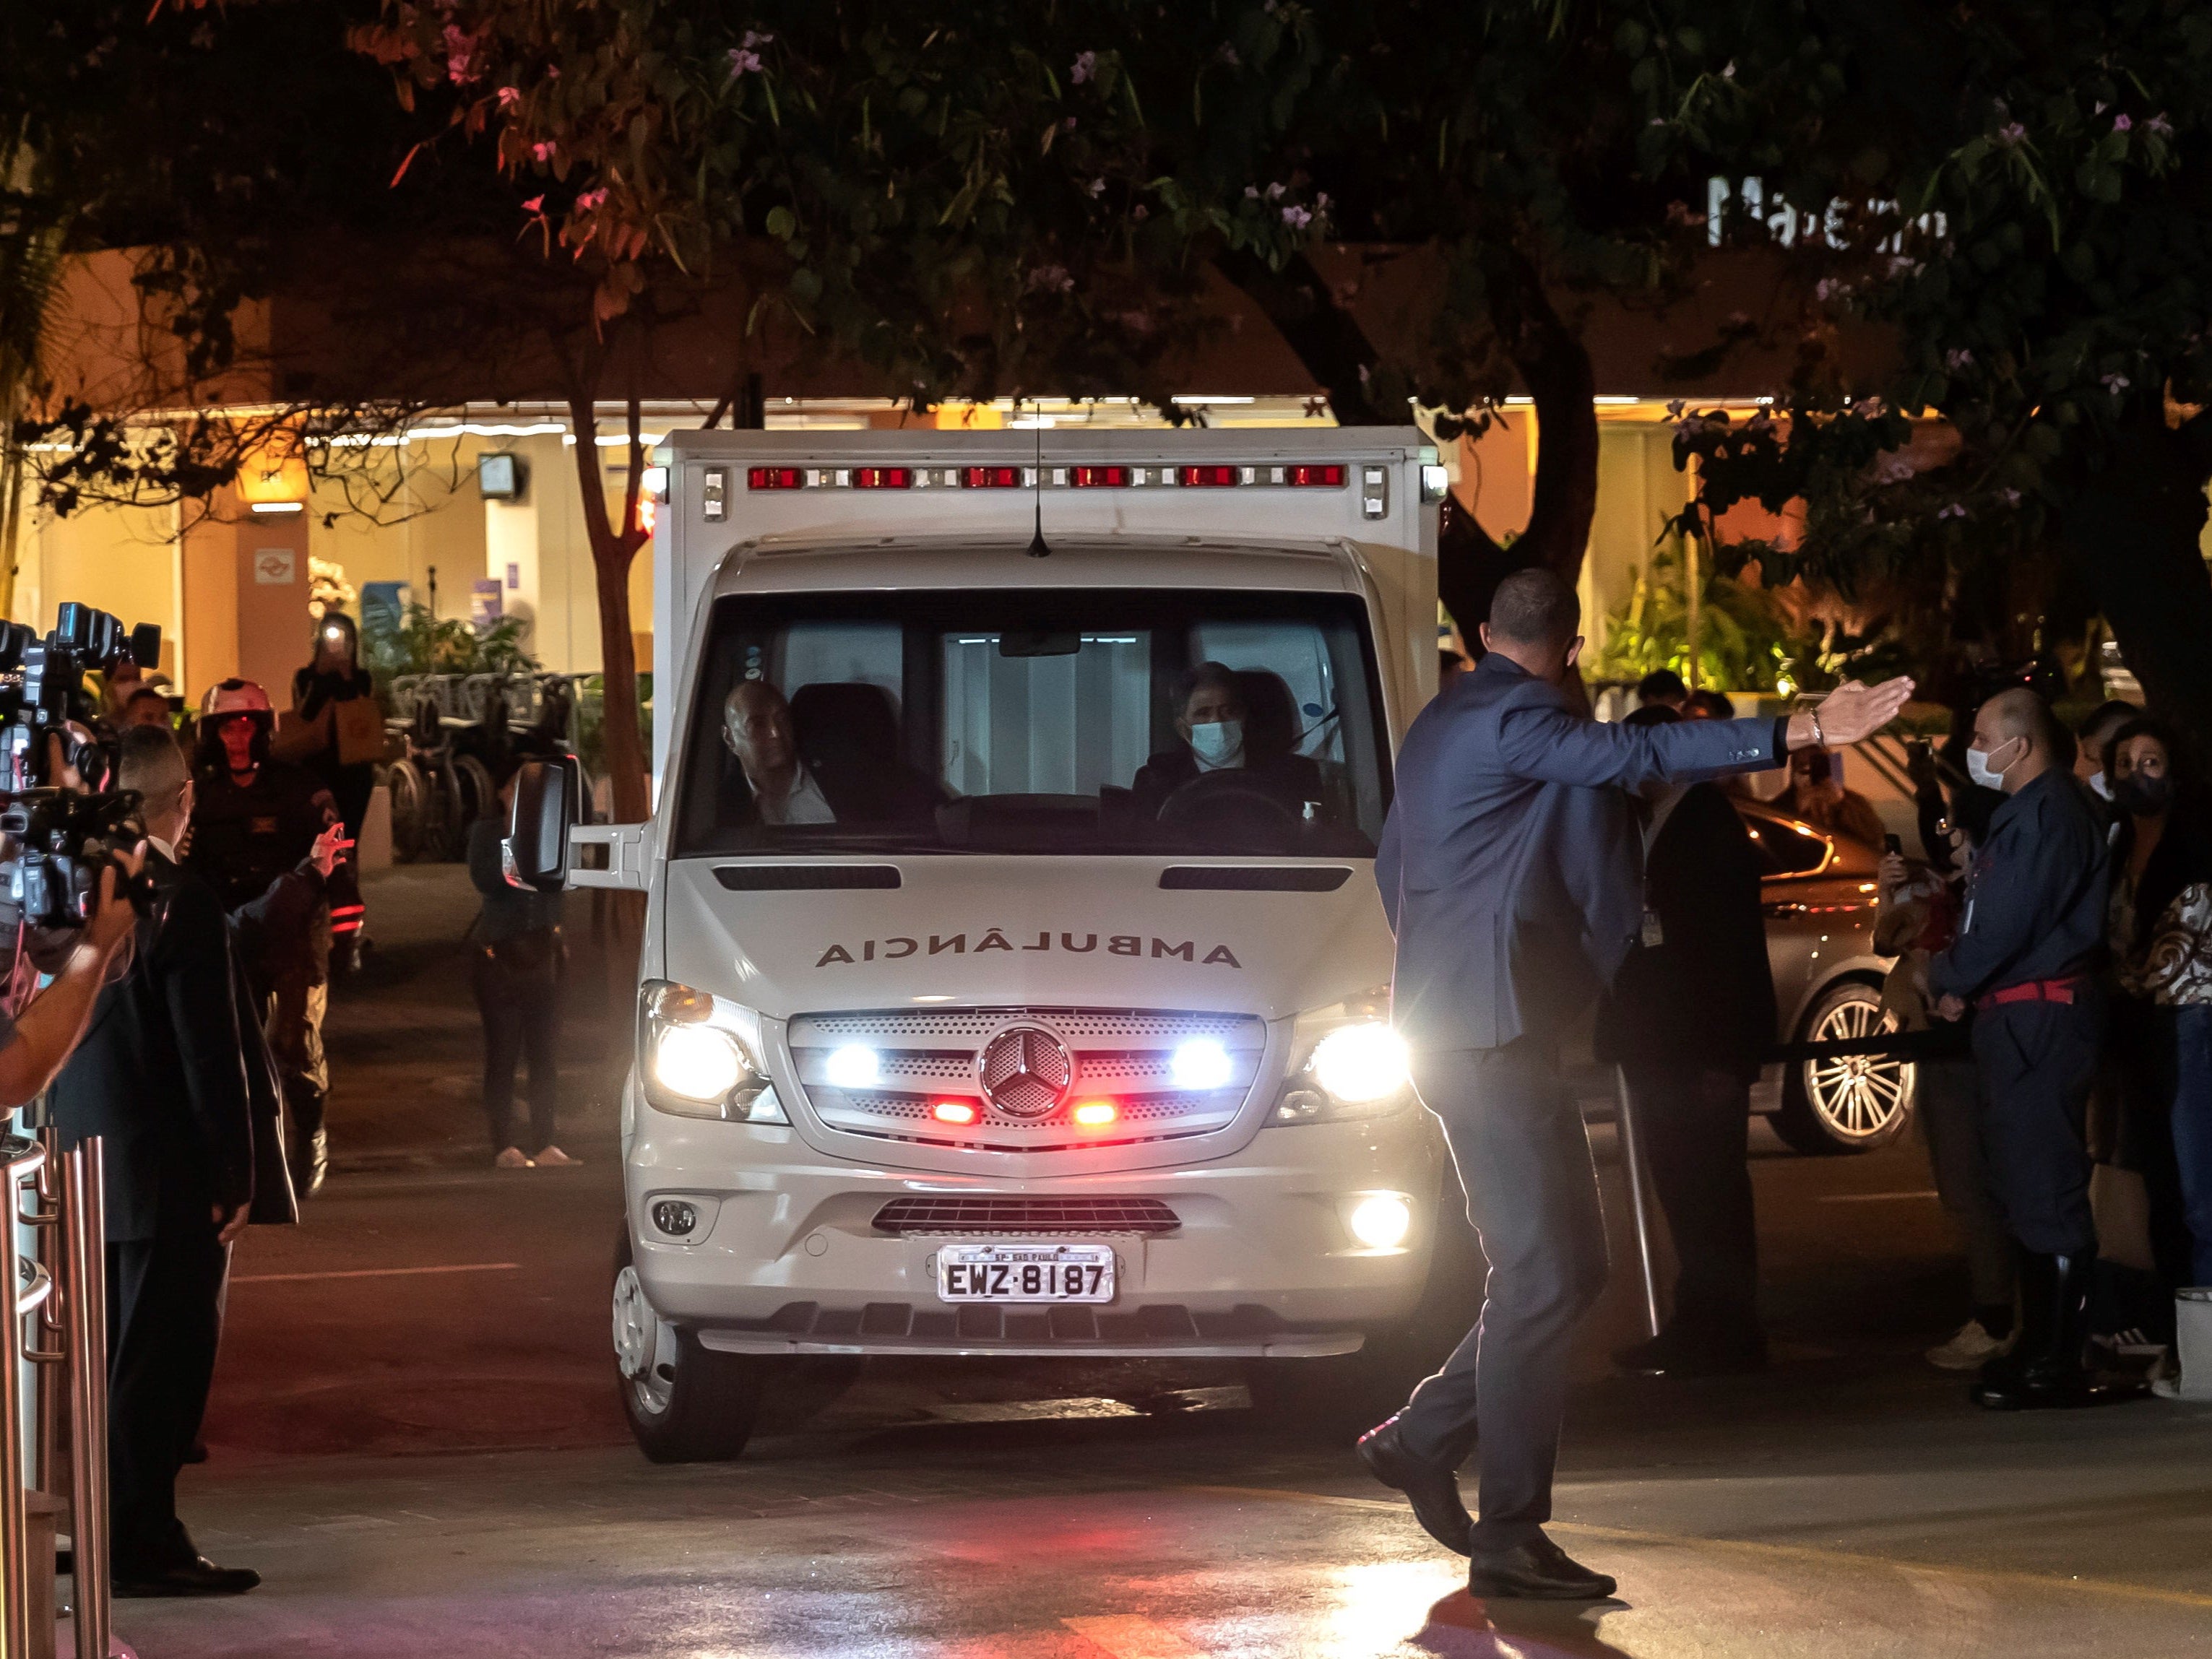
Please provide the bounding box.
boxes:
[110,868,2212,1658]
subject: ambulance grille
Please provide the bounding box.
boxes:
[873,1196,1180,1236]
[786,1006,1267,1151]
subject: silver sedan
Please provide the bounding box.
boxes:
[1738,800,1915,1154]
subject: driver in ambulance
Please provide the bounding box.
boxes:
[1131,660,1322,820]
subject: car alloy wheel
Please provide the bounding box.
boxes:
[1800,986,1916,1148]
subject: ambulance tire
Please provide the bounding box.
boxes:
[613,1236,765,1463]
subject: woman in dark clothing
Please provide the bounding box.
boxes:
[467,775,571,1169]
[291,612,379,844]
[1597,703,1779,1376]
[2105,718,2212,1300]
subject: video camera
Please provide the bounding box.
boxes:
[0,605,164,928]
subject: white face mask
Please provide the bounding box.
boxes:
[1188,719,1245,768]
[2086,770,2112,802]
[1966,736,2021,791]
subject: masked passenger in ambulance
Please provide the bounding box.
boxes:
[1131,661,1326,833]
[716,679,936,830]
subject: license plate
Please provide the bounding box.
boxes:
[936,1242,1115,1304]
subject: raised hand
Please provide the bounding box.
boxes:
[1795,677,1917,748]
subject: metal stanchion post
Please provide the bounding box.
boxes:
[32,1127,62,1504]
[1612,1068,1664,1340]
[1,1133,48,1659]
[64,1142,111,1659]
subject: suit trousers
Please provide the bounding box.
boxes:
[1623,1064,1760,1335]
[1973,997,2102,1260]
[106,1217,230,1572]
[1396,1040,1610,1549]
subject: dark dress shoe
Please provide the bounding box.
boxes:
[1357,1418,1473,1554]
[113,1557,262,1598]
[1466,1535,1617,1601]
[1612,1324,1766,1378]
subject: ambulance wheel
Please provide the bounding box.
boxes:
[613,1236,764,1463]
[1775,980,1917,1155]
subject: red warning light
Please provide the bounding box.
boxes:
[931,1101,979,1125]
[1178,465,1240,488]
[852,467,912,489]
[1069,465,1130,488]
[1286,463,1346,487]
[747,466,805,490]
[1071,1100,1119,1127]
[962,466,1023,488]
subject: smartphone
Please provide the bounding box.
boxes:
[1883,833,1904,856]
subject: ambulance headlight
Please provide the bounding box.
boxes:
[1274,992,1414,1125]
[639,980,786,1122]
[1310,1024,1410,1103]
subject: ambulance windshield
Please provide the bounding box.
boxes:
[670,589,1390,857]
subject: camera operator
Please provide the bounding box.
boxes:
[188,680,352,1198]
[48,726,261,1595]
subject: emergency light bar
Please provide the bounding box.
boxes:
[746,462,1354,491]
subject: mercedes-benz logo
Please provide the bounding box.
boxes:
[976,1025,1073,1119]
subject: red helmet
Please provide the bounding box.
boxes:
[202,678,274,718]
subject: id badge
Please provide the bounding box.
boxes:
[1641,909,1665,948]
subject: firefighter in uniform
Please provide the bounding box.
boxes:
[188,680,355,1197]
[1927,686,2112,1410]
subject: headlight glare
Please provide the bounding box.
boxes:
[639,979,785,1122]
[1273,993,1414,1126]
[1310,1023,1411,1103]
[1344,1192,1414,1249]
[652,1024,743,1103]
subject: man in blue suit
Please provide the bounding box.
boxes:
[1360,568,1913,1600]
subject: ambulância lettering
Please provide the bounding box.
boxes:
[814,930,1243,969]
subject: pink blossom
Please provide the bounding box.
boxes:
[441,24,474,83]
[2002,488,2021,506]
[1937,503,1968,520]
[1071,51,1097,85]
[521,194,544,213]
[531,142,556,163]
[1996,121,2027,144]
[2101,372,2130,392]
[2113,113,2133,132]
[726,48,762,78]
[576,189,607,211]
[1282,204,1313,230]
[1945,347,1974,370]
[496,86,521,110]
[2148,113,2174,136]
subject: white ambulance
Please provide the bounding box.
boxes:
[514,428,1454,1460]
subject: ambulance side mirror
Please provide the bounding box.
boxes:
[504,757,579,892]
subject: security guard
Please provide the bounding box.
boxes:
[1927,686,2111,1410]
[188,679,353,1197]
